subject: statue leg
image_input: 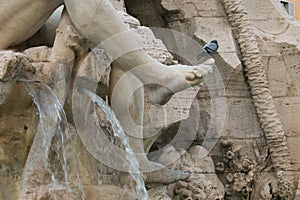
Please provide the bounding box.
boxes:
[64,0,214,105]
[109,63,189,184]
[0,0,63,49]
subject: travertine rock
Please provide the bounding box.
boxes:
[22,184,134,200]
[0,51,30,82]
[153,145,224,200]
[148,186,172,200]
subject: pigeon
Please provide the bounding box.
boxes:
[197,40,219,63]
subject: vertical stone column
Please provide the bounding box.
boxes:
[221,0,295,197]
[222,0,292,172]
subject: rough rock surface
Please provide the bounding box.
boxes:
[152,145,224,200]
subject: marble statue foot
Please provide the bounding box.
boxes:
[140,160,190,184]
[144,167,189,185]
[145,58,214,105]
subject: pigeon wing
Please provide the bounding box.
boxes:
[204,43,218,54]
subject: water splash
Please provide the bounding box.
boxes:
[23,82,85,199]
[78,87,148,200]
[163,106,168,128]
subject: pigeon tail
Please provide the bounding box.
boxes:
[197,51,211,63]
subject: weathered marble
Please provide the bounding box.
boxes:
[1,0,300,199]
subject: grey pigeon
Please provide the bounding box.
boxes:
[197,40,219,63]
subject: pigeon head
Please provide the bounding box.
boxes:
[211,40,218,45]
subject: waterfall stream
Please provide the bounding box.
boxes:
[76,87,148,200]
[23,82,85,199]
[23,81,148,199]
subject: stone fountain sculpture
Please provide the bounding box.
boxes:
[3,0,299,199]
[0,0,216,199]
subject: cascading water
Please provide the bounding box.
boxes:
[23,81,85,199]
[75,87,149,200]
